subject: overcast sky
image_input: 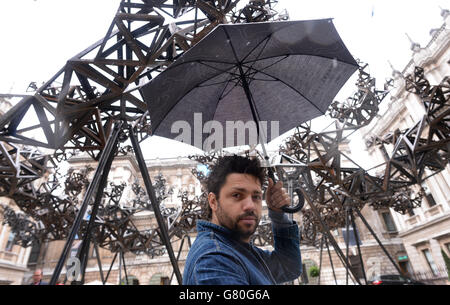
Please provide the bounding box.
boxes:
[0,0,448,159]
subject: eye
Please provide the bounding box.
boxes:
[253,194,262,201]
[232,193,241,199]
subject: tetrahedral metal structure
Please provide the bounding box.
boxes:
[0,0,286,285]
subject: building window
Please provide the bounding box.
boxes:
[148,273,169,285]
[5,232,15,252]
[342,227,362,246]
[381,211,397,232]
[160,276,170,285]
[407,207,415,217]
[424,193,437,207]
[120,275,139,285]
[349,255,365,279]
[422,186,437,207]
[422,249,439,276]
[28,241,41,265]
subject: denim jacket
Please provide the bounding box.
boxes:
[182,211,302,285]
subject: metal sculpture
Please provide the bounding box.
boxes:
[0,0,288,285]
[1,0,447,286]
[278,65,448,283]
[0,142,49,197]
[0,0,283,157]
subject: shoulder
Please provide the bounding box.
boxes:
[190,229,233,254]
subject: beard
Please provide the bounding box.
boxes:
[215,200,260,241]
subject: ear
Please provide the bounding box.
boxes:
[208,192,218,212]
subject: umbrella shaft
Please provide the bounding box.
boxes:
[237,64,270,157]
[237,64,261,132]
[237,64,273,177]
[237,65,303,214]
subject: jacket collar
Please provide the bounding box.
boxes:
[196,220,251,246]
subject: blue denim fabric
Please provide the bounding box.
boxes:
[182,216,302,285]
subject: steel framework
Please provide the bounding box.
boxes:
[1,0,448,285]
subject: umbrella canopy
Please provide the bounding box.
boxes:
[140,19,358,151]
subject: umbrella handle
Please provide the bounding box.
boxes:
[267,167,305,214]
[282,190,305,214]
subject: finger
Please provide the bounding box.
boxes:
[276,194,291,206]
[268,178,274,189]
[274,181,283,190]
[271,193,291,208]
[271,192,286,203]
[271,187,288,199]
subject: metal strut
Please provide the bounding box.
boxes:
[49,121,124,285]
[49,120,183,285]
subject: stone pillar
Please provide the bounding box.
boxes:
[429,238,446,268]
[22,246,32,267]
[0,224,7,250]
[17,247,25,265]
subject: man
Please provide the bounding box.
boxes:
[183,155,302,285]
[31,269,48,285]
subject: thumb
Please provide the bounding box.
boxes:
[266,178,274,200]
[268,177,274,189]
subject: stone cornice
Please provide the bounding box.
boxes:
[398,211,450,238]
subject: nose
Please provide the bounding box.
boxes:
[241,195,256,212]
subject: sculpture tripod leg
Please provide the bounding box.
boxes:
[49,121,124,285]
[49,121,183,285]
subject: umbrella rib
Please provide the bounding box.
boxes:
[197,76,240,88]
[195,61,243,85]
[194,60,247,103]
[244,55,289,77]
[222,26,242,65]
[239,23,294,64]
[210,73,241,123]
[216,76,243,104]
[243,54,359,68]
[222,26,266,126]
[151,70,234,133]
[247,66,326,115]
[241,34,273,83]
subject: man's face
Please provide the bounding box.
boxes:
[33,270,42,283]
[209,173,263,243]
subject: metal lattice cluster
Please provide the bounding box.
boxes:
[279,66,449,246]
[0,0,284,159]
[0,142,50,197]
[0,0,286,257]
[2,162,194,257]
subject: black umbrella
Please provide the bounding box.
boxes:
[140,19,358,212]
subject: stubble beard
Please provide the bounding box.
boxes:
[215,200,260,242]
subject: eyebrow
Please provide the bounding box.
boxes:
[230,187,262,194]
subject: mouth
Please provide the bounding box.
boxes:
[239,217,257,225]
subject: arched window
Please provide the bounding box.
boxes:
[120,275,139,285]
[148,273,170,285]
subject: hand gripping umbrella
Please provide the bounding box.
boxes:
[140,19,358,212]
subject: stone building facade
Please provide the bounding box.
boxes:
[0,97,33,285]
[0,197,32,285]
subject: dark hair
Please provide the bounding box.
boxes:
[204,155,266,219]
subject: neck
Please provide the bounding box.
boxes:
[210,216,251,244]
